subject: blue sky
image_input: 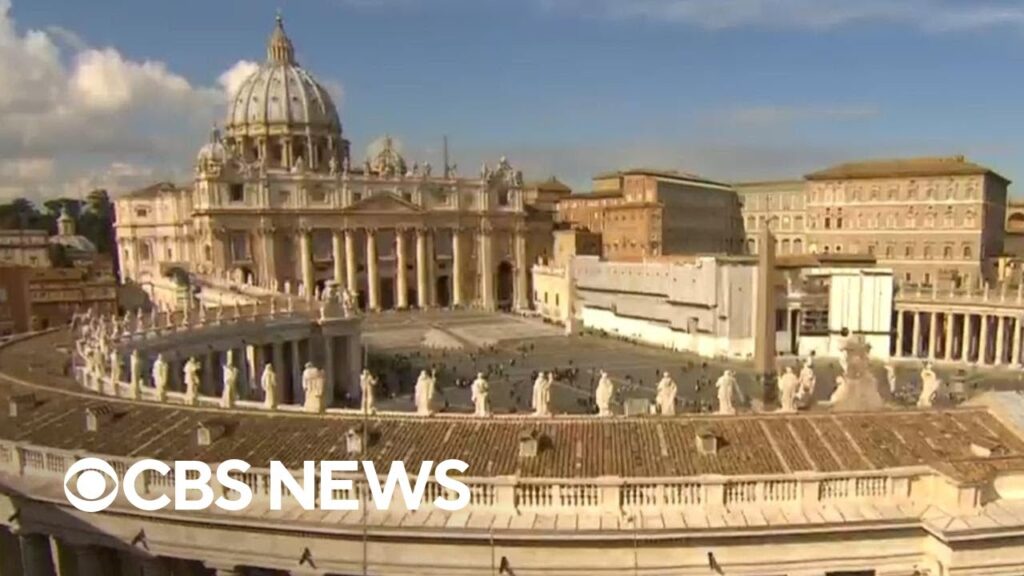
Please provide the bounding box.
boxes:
[4,0,1024,198]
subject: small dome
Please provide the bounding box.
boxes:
[225,15,341,139]
[196,127,230,165]
[368,135,406,177]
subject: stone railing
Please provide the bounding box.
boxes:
[0,439,958,521]
[896,282,1024,310]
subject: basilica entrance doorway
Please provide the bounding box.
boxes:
[436,275,451,308]
[497,261,514,311]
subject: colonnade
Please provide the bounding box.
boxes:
[287,225,529,312]
[892,307,1024,367]
[1,527,291,575]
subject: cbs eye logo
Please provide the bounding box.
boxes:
[64,458,119,512]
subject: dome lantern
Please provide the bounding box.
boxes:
[267,13,296,65]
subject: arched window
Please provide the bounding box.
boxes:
[746,239,756,254]
[793,239,803,254]
[963,244,973,259]
[965,209,977,227]
[885,245,894,258]
[943,245,953,258]
[781,239,791,253]
[923,245,932,259]
[905,245,914,258]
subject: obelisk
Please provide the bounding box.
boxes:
[754,222,777,404]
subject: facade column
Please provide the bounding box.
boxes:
[426,231,438,306]
[995,315,1006,365]
[514,229,528,311]
[299,228,314,300]
[961,314,971,362]
[202,352,216,396]
[366,229,380,311]
[323,336,335,408]
[911,311,922,358]
[1013,317,1023,367]
[344,229,357,297]
[291,339,302,403]
[479,226,495,310]
[979,314,990,365]
[927,311,938,360]
[331,230,345,289]
[944,312,954,361]
[69,544,106,576]
[19,534,55,576]
[396,229,409,309]
[452,228,464,307]
[258,226,276,289]
[416,229,429,308]
[895,310,905,357]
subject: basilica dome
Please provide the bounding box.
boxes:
[219,16,348,171]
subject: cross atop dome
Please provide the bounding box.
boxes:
[267,12,296,65]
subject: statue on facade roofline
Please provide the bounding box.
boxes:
[328,155,338,176]
[129,350,141,400]
[918,362,940,408]
[797,357,816,403]
[221,353,238,409]
[108,350,122,395]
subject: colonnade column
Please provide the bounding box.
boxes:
[979,314,990,365]
[331,230,345,289]
[514,229,528,311]
[1011,315,1019,364]
[911,312,921,358]
[272,342,287,405]
[995,315,1006,365]
[927,312,937,359]
[452,228,464,307]
[299,228,314,300]
[895,310,905,357]
[19,534,54,576]
[396,229,409,309]
[961,314,972,362]
[70,543,106,575]
[344,229,357,297]
[479,226,495,310]
[366,229,380,312]
[944,313,954,361]
[416,229,428,309]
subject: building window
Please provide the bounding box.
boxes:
[923,245,932,259]
[229,184,244,203]
[310,187,327,203]
[885,245,894,258]
[139,243,152,262]
[134,207,149,218]
[963,245,973,259]
[793,239,803,254]
[943,246,953,258]
[230,232,251,262]
[904,245,913,258]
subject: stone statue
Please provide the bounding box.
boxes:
[716,370,737,415]
[292,155,305,173]
[797,358,816,402]
[360,369,377,413]
[532,372,552,417]
[284,280,292,295]
[302,362,325,413]
[221,353,239,409]
[471,372,491,417]
[918,362,940,408]
[342,289,355,315]
[415,370,435,416]
[885,361,897,395]
[184,357,201,406]
[655,372,677,415]
[328,155,338,176]
[260,363,277,410]
[830,334,886,411]
[129,350,141,400]
[108,350,122,395]
[152,354,169,401]
[595,370,615,417]
[778,366,799,413]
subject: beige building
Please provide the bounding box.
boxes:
[116,17,552,312]
[734,179,807,256]
[531,229,600,324]
[558,169,743,260]
[805,156,1008,289]
[0,229,50,268]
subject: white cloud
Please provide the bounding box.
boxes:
[217,59,259,101]
[544,0,1024,31]
[0,0,257,203]
[712,104,881,128]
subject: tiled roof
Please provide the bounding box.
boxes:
[3,331,1024,483]
[805,155,1009,183]
[593,168,731,189]
[122,181,188,199]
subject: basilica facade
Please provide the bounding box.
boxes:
[115,17,552,311]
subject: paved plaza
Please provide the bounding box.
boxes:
[360,310,1024,415]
